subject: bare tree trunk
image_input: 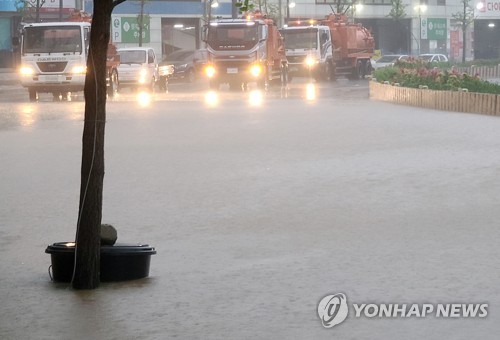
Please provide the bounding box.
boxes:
[462,27,467,63]
[72,0,114,290]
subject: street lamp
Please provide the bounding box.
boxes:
[286,0,296,23]
[352,2,363,23]
[414,3,427,55]
[204,0,219,23]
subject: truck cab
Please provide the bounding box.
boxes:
[203,13,288,90]
[18,22,90,101]
[280,24,333,82]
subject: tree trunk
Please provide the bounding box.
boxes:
[462,27,466,63]
[72,0,114,290]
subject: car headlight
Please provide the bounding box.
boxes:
[177,63,188,71]
[20,66,35,76]
[205,65,216,78]
[304,56,319,67]
[250,64,262,77]
[71,65,87,74]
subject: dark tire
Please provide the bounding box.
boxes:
[52,92,61,101]
[159,76,168,92]
[61,92,69,101]
[324,62,333,82]
[107,70,118,98]
[281,66,288,86]
[186,69,195,83]
[257,70,268,90]
[28,88,37,102]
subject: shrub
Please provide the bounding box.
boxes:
[372,59,500,94]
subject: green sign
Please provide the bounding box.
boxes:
[421,18,447,40]
[112,17,150,44]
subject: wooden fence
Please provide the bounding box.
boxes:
[369,81,500,116]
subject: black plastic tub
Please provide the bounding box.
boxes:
[45,242,156,282]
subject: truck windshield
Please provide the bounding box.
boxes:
[281,29,318,49]
[23,26,82,54]
[119,50,147,64]
[207,24,259,50]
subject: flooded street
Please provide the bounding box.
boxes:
[1,78,500,339]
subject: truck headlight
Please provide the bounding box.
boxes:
[71,65,87,74]
[205,65,216,78]
[20,66,35,76]
[304,56,318,67]
[250,64,262,77]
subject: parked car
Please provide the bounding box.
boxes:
[418,54,449,63]
[372,54,410,70]
[159,49,208,83]
[116,47,159,92]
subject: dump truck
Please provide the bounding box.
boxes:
[203,11,288,90]
[281,13,375,81]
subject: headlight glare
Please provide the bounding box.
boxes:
[250,64,262,77]
[205,65,216,78]
[71,65,87,74]
[20,66,35,76]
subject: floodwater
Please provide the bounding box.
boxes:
[1,80,500,339]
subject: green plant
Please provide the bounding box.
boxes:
[373,59,500,94]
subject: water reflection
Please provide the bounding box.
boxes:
[248,90,264,107]
[204,91,219,107]
[20,104,37,127]
[136,92,152,108]
[305,83,316,101]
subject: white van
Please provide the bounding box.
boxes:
[117,47,158,92]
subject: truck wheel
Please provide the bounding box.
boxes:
[107,70,118,98]
[324,62,333,82]
[28,88,38,102]
[257,71,268,90]
[352,61,363,80]
[159,76,168,92]
[281,66,288,86]
[52,92,61,101]
[186,69,195,83]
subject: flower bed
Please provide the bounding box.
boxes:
[372,59,500,94]
[370,59,500,116]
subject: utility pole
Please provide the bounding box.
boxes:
[139,0,145,46]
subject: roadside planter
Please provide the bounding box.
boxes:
[45,242,157,282]
[369,80,500,116]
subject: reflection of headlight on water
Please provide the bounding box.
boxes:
[137,91,152,107]
[306,83,316,101]
[20,104,36,126]
[204,91,219,107]
[248,90,263,107]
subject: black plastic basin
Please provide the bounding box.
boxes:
[45,242,157,282]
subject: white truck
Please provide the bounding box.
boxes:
[279,24,334,82]
[18,21,90,101]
